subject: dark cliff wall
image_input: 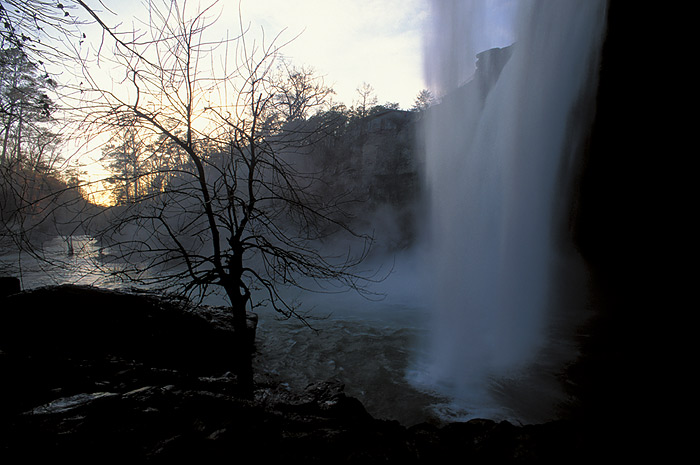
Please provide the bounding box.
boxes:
[568,1,668,459]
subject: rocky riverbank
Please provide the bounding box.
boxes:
[0,282,616,463]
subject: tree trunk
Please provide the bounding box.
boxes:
[226,285,253,395]
[230,292,249,339]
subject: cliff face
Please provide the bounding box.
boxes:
[565,0,667,460]
[303,45,515,253]
[302,107,422,251]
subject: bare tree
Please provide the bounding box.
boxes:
[354,82,378,118]
[0,43,74,257]
[272,61,335,123]
[0,1,150,278]
[0,0,87,65]
[66,0,378,334]
[0,47,58,168]
[100,124,147,203]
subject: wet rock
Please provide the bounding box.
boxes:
[27,391,119,415]
[0,284,601,463]
[0,284,255,421]
[0,284,255,376]
[0,276,20,298]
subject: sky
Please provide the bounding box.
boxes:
[69,0,430,204]
[78,0,518,112]
[86,0,432,110]
[237,0,430,109]
[68,0,518,204]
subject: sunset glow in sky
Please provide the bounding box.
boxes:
[90,0,431,109]
[70,0,518,205]
[239,0,430,109]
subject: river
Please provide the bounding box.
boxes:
[2,235,580,427]
[1,236,445,426]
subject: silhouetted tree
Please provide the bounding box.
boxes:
[0,0,87,64]
[100,124,148,203]
[0,47,58,169]
[0,45,71,250]
[273,61,335,123]
[354,82,378,118]
[67,0,377,334]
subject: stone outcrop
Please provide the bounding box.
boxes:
[0,276,20,298]
[1,374,579,463]
[0,284,256,418]
[0,283,612,463]
[0,284,256,376]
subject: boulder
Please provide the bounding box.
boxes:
[0,284,605,463]
[0,284,255,375]
[0,284,256,419]
[0,276,20,298]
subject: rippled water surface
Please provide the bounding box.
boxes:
[3,238,577,426]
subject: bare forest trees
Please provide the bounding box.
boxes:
[100,125,147,204]
[273,62,335,123]
[0,44,76,254]
[0,1,102,266]
[0,1,87,64]
[0,48,56,168]
[64,1,377,333]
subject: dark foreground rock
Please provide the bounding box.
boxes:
[1,381,585,463]
[0,284,604,463]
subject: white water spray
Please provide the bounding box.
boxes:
[415,0,607,422]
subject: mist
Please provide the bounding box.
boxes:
[391,0,608,422]
[0,0,611,429]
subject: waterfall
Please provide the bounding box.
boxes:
[414,0,607,422]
